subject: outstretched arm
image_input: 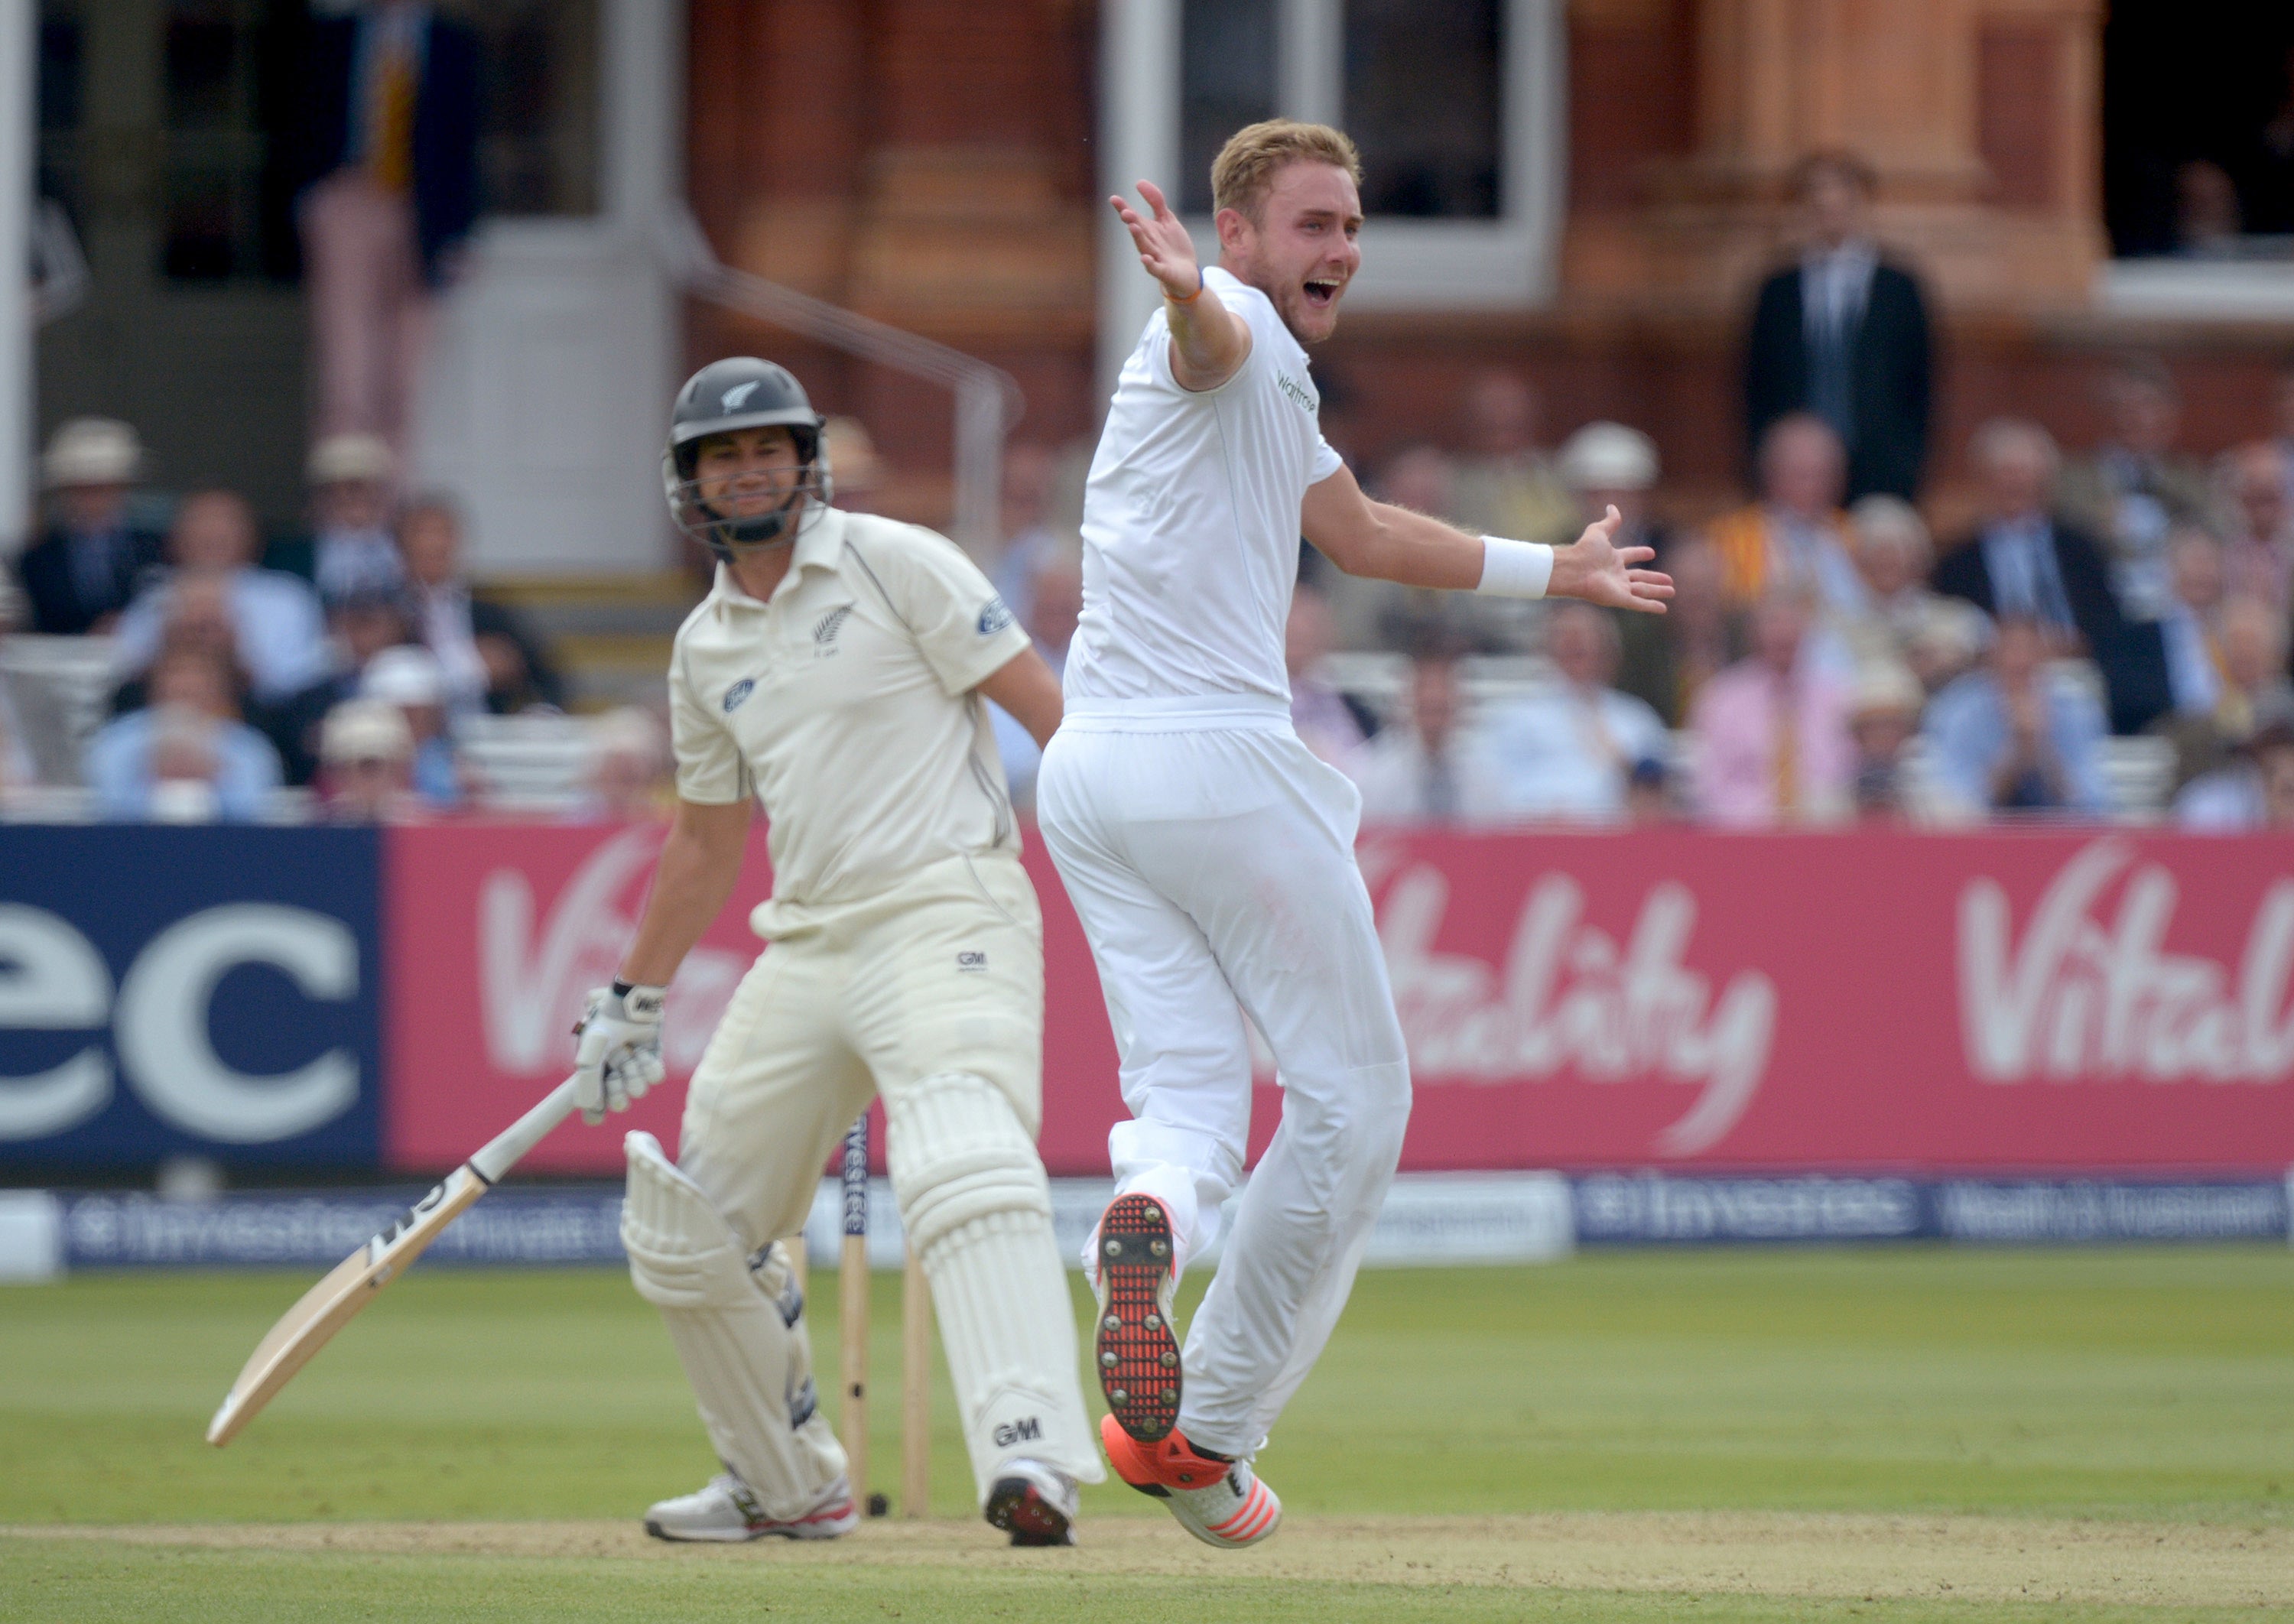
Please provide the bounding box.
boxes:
[1110,180,1251,391]
[1300,464,1675,612]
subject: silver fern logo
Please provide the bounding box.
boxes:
[721,381,759,411]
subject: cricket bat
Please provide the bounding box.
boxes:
[205,1076,582,1447]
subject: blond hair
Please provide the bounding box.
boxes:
[1210,120,1362,222]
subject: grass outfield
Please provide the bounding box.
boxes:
[2,1248,2289,1619]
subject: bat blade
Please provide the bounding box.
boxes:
[203,1076,579,1448]
[205,1168,483,1447]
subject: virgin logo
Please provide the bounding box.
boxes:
[1371,858,1777,1157]
[479,827,749,1074]
[1959,839,2294,1082]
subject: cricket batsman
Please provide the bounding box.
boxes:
[1043,122,1672,1546]
[572,358,1101,1545]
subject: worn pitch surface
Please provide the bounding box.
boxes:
[8,1512,2294,1605]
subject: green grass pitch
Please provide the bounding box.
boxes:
[2,1246,2289,1620]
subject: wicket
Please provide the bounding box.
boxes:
[822,1112,934,1519]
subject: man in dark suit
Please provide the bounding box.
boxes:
[12,419,165,635]
[1932,418,2172,736]
[293,3,481,466]
[1743,151,1934,503]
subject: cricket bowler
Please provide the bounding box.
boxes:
[572,358,1101,1545]
[1042,121,1672,1546]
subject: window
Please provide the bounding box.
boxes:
[1106,0,1562,325]
[2103,2,2293,259]
[1343,0,1502,220]
[466,0,601,218]
[1178,0,1278,216]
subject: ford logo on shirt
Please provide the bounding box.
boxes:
[723,678,755,713]
[977,598,1015,635]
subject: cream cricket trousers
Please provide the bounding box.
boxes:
[676,851,1099,1502]
[1036,695,1413,1458]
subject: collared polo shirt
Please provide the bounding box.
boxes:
[668,505,1032,907]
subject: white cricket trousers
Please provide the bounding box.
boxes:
[1036,694,1412,1457]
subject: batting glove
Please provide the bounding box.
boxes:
[574,982,667,1125]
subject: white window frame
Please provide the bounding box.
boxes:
[1100,0,1565,390]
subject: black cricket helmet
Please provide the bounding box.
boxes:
[661,357,833,557]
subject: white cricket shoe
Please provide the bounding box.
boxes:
[983,1457,1080,1546]
[1100,1415,1282,1549]
[643,1471,859,1542]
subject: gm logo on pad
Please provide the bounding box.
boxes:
[723,678,755,713]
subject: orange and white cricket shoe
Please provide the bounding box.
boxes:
[1092,1192,1182,1441]
[1100,1415,1282,1549]
[643,1472,859,1542]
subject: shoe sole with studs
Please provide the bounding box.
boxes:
[1094,1192,1182,1442]
[985,1475,1075,1546]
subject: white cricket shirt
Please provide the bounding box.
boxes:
[1065,266,1344,703]
[668,505,1032,911]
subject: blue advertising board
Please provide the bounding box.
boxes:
[0,827,382,1168]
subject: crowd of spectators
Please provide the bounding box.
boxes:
[1139,353,2294,836]
[15,342,2294,840]
[0,416,666,825]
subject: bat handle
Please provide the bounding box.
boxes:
[468,1077,582,1184]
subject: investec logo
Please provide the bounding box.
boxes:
[1958,838,2294,1083]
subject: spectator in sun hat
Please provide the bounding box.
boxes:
[566,705,676,823]
[317,696,419,823]
[13,417,167,635]
[1846,658,1929,821]
[272,432,408,604]
[1557,421,1667,560]
[361,642,464,809]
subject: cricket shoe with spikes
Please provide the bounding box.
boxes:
[643,1471,859,1542]
[1092,1191,1182,1441]
[983,1458,1080,1547]
[1099,1415,1282,1549]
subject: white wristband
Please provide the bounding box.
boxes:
[1476,536,1554,599]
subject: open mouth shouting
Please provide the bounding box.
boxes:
[1301,275,1344,310]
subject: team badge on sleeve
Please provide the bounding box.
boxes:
[723,678,755,713]
[978,597,1015,635]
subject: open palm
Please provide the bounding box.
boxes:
[1566,507,1674,614]
[1110,180,1202,300]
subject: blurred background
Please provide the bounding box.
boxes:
[0,1,2289,1239]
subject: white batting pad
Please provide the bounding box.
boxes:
[883,1075,1102,1498]
[622,1131,845,1518]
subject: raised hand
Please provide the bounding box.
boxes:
[1552,506,1675,615]
[1110,180,1203,301]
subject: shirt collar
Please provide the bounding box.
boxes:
[704,504,845,615]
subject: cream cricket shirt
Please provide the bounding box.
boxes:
[669,505,1032,916]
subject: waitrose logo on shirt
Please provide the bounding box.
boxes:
[1277,372,1318,414]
